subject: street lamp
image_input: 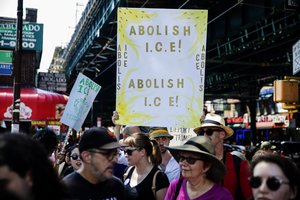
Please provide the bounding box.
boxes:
[11,0,23,133]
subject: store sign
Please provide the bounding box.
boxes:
[256,114,289,128]
[38,72,67,92]
[293,39,300,75]
[0,63,12,75]
[256,114,287,123]
[4,102,32,119]
[0,50,13,75]
[0,23,43,51]
[31,121,47,126]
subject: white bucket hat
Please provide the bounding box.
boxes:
[194,113,234,139]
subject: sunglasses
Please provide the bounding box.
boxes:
[249,176,289,191]
[70,154,80,160]
[124,148,138,156]
[89,149,119,161]
[199,128,223,136]
[178,155,202,165]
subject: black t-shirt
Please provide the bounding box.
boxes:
[63,171,124,200]
[123,166,169,200]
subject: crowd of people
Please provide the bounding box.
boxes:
[0,112,299,200]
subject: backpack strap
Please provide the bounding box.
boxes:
[223,152,243,199]
[123,166,134,182]
[151,170,161,198]
[173,177,183,200]
[232,154,243,199]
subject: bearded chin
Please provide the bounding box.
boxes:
[161,148,167,154]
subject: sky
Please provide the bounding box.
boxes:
[0,0,88,72]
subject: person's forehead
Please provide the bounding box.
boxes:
[202,126,223,130]
[71,147,79,153]
[0,165,10,177]
[254,161,285,177]
[123,126,141,135]
[129,126,140,132]
[179,151,199,157]
[0,165,23,181]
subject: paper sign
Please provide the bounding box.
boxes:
[60,73,101,131]
[168,127,197,146]
[116,8,207,128]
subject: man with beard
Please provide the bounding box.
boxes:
[149,127,180,182]
[62,127,124,200]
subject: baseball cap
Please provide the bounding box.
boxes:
[79,127,120,152]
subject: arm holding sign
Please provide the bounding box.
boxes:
[112,111,122,141]
[112,111,142,141]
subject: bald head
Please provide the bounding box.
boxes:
[123,126,141,139]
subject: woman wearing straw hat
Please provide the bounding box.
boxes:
[165,136,233,200]
[194,113,252,199]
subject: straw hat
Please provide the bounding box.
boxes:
[193,113,234,139]
[167,136,226,178]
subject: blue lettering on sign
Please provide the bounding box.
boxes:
[0,63,13,75]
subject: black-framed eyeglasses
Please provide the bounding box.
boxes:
[199,128,223,136]
[178,155,202,165]
[70,154,80,160]
[89,149,119,161]
[249,176,289,191]
[124,148,139,156]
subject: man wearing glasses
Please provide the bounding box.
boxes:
[194,113,253,200]
[63,127,124,200]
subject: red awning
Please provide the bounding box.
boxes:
[0,87,68,121]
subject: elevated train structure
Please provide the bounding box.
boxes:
[62,0,300,126]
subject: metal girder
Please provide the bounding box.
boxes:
[63,0,120,77]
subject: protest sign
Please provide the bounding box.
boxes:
[168,127,197,146]
[60,73,101,131]
[116,8,208,128]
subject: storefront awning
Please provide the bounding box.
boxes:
[0,87,68,121]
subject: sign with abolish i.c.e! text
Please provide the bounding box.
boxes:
[116,8,207,128]
[60,73,101,131]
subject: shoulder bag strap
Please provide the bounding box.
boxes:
[123,166,134,182]
[152,170,161,198]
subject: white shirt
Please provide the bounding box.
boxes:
[164,156,180,183]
